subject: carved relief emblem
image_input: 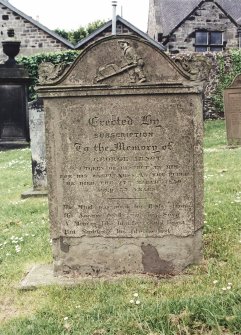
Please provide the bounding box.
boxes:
[94,40,147,84]
[38,62,69,85]
[173,55,211,82]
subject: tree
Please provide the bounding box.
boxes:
[86,20,106,35]
[69,27,87,45]
[54,28,69,40]
[54,20,106,45]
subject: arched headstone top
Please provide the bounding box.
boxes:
[229,73,241,88]
[224,73,241,146]
[38,35,192,87]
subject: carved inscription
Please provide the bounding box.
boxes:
[55,95,195,238]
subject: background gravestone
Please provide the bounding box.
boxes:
[38,35,204,276]
[22,98,48,198]
[224,74,241,146]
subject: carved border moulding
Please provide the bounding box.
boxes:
[37,35,198,89]
[38,62,69,85]
[174,55,211,82]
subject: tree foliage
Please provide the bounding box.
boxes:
[54,20,106,45]
[212,50,241,113]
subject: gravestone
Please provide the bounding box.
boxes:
[21,99,48,198]
[224,74,241,146]
[38,35,203,276]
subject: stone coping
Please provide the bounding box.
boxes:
[19,264,174,290]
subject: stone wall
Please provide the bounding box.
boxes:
[166,1,239,53]
[0,3,70,62]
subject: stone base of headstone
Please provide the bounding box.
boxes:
[19,264,80,290]
[0,140,29,150]
[20,262,182,290]
[21,188,48,198]
[227,140,241,147]
[53,230,203,277]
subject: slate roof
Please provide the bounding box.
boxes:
[0,0,74,48]
[75,15,165,51]
[152,0,241,36]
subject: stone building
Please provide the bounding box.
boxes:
[0,0,73,62]
[0,0,159,61]
[148,0,241,53]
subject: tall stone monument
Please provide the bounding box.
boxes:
[224,74,241,146]
[37,35,203,276]
[21,99,48,198]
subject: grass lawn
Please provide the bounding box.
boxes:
[0,120,240,335]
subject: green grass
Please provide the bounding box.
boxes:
[0,120,241,335]
[204,119,227,149]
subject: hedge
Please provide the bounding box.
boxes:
[17,50,79,101]
[212,50,241,114]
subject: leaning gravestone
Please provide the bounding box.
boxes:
[21,99,48,198]
[37,35,203,276]
[224,74,241,146]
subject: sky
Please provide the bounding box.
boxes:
[9,0,149,32]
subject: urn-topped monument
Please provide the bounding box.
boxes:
[2,28,21,66]
[0,29,29,148]
[37,35,204,276]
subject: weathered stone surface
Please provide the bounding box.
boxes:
[19,264,88,290]
[19,263,171,290]
[38,35,204,276]
[21,99,48,198]
[28,99,47,190]
[224,74,241,146]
